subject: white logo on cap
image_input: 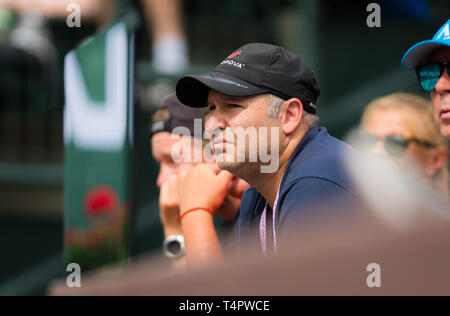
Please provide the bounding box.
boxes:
[220,60,245,69]
[436,23,450,41]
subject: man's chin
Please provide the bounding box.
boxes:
[216,161,243,173]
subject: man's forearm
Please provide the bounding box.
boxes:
[181,210,223,267]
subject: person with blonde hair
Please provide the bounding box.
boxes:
[359,93,449,200]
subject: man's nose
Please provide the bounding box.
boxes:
[434,67,450,93]
[205,113,227,133]
[156,161,175,187]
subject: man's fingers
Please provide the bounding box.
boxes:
[217,170,234,187]
[206,163,221,175]
[179,170,189,182]
[229,178,250,199]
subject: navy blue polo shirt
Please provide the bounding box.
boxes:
[234,125,361,253]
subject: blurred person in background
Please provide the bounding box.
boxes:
[0,0,188,74]
[358,93,448,200]
[141,0,188,74]
[150,93,248,269]
[402,19,450,139]
[0,0,114,67]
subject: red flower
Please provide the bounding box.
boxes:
[84,185,119,218]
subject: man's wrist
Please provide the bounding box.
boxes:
[179,207,214,223]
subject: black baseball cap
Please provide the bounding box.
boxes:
[149,93,205,139]
[176,43,320,114]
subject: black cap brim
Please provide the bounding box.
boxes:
[176,71,268,108]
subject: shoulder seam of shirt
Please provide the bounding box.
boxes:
[284,176,357,198]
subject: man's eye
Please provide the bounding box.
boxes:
[227,104,240,108]
[206,105,216,113]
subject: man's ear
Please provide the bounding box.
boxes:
[425,145,448,177]
[279,98,303,135]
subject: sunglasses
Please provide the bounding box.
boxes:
[416,62,449,92]
[357,132,436,157]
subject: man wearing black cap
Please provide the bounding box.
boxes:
[150,93,248,267]
[402,19,450,139]
[176,43,362,255]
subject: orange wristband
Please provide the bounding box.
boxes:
[179,207,214,223]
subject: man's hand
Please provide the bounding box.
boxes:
[217,177,249,221]
[216,194,241,221]
[178,164,233,216]
[229,177,250,199]
[159,174,182,235]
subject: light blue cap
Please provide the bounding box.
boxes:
[402,19,450,70]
